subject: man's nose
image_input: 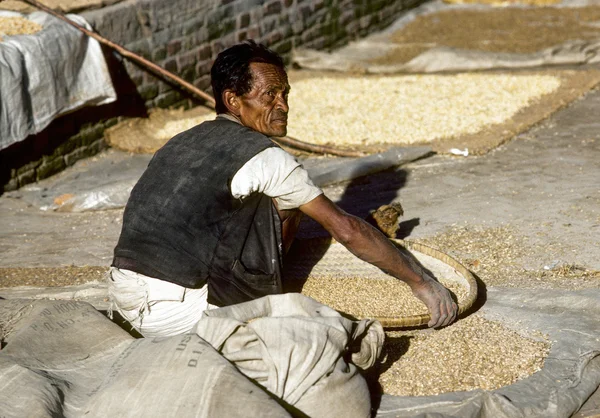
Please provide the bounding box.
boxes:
[276,95,289,113]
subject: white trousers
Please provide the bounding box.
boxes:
[107,267,216,338]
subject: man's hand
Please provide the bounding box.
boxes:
[410,273,458,328]
[300,195,459,329]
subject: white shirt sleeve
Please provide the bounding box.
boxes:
[230,147,323,210]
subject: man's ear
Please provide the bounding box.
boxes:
[223,90,241,116]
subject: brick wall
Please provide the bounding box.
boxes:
[1,0,426,193]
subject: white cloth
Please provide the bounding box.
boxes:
[231,147,323,210]
[218,114,323,210]
[0,11,117,150]
[107,267,215,338]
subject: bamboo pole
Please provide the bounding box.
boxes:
[10,0,367,157]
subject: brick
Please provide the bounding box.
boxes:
[103,118,120,129]
[237,30,248,42]
[197,44,213,61]
[193,74,212,91]
[299,5,312,20]
[3,177,19,193]
[64,144,97,167]
[51,137,78,159]
[167,39,182,56]
[16,160,41,176]
[158,81,173,94]
[155,91,182,108]
[178,50,198,69]
[260,16,278,33]
[238,12,251,29]
[264,0,282,16]
[339,9,355,26]
[181,67,196,83]
[79,124,105,146]
[271,38,293,55]
[292,20,304,35]
[128,38,152,60]
[139,84,159,100]
[152,30,172,47]
[268,31,283,45]
[195,59,213,76]
[164,57,178,73]
[17,168,36,186]
[247,25,260,40]
[37,157,66,181]
[183,16,206,36]
[153,46,168,62]
[89,138,108,155]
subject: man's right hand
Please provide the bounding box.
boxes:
[300,194,459,329]
[410,274,458,328]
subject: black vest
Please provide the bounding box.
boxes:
[112,118,283,307]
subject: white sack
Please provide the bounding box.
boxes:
[194,293,385,418]
[0,299,292,417]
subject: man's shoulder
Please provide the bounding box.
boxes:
[180,116,272,144]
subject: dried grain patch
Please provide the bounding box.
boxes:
[0,16,43,41]
[378,315,550,396]
[301,275,468,319]
[287,74,560,148]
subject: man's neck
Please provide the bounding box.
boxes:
[217,113,242,125]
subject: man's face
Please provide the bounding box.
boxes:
[235,62,290,137]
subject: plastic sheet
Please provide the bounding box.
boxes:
[0,11,117,150]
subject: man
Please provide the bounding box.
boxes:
[108,40,457,337]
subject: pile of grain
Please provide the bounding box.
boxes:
[301,275,467,318]
[153,113,214,141]
[0,266,107,288]
[286,74,560,147]
[0,16,43,41]
[378,315,550,396]
[416,224,600,289]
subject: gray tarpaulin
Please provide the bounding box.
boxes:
[8,147,429,212]
[0,11,116,150]
[377,288,600,418]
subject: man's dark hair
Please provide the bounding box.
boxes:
[211,40,286,114]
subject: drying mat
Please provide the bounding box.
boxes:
[286,68,600,156]
[283,238,478,328]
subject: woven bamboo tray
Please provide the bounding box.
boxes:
[284,238,479,328]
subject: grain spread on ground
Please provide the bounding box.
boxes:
[376,314,550,396]
[416,224,600,289]
[153,114,215,141]
[286,74,561,147]
[373,6,600,65]
[0,16,43,41]
[300,275,468,319]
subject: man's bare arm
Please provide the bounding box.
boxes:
[299,194,457,328]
